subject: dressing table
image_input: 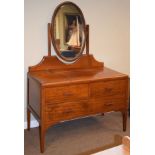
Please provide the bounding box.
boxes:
[27,2,129,153]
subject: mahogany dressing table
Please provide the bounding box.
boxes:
[27,2,129,153]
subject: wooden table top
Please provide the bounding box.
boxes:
[28,67,128,86]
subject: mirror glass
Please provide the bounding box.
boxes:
[52,2,86,63]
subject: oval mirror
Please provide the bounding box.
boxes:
[51,2,86,63]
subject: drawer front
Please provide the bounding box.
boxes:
[90,80,127,99]
[90,98,127,113]
[45,100,91,122]
[45,84,89,103]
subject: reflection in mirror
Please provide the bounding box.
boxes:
[52,2,85,62]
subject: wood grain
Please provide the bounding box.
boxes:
[90,79,127,99]
[27,55,129,153]
[45,84,89,103]
[28,55,103,72]
[29,78,40,117]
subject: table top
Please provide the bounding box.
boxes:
[28,67,128,86]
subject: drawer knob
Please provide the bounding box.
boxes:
[105,102,113,106]
[105,88,113,93]
[63,110,73,114]
[63,92,72,96]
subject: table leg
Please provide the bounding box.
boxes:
[27,108,31,130]
[39,125,45,153]
[122,111,127,132]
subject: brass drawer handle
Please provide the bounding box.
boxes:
[63,92,73,96]
[63,110,73,114]
[105,103,113,106]
[104,88,113,93]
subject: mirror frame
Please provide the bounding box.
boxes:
[51,1,86,63]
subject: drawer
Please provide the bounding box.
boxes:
[90,98,127,113]
[90,80,127,98]
[45,84,89,103]
[45,100,90,122]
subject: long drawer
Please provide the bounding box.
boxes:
[45,98,127,123]
[45,84,89,103]
[90,80,127,99]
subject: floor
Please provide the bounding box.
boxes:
[24,112,130,155]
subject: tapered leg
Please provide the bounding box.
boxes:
[122,111,127,131]
[39,125,45,153]
[27,108,31,130]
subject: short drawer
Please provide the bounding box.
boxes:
[90,80,127,99]
[45,100,90,122]
[45,84,89,103]
[90,98,127,113]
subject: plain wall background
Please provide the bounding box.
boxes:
[24,0,130,121]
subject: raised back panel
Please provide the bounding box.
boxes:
[29,54,103,72]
